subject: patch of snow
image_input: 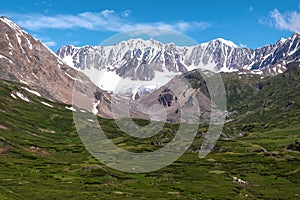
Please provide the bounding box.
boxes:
[97,70,122,92]
[62,55,75,68]
[80,109,87,113]
[16,33,31,63]
[20,80,29,85]
[250,70,263,75]
[103,70,181,96]
[214,38,239,48]
[22,87,41,97]
[65,106,76,112]
[41,101,54,108]
[16,92,30,102]
[0,54,13,64]
[219,66,239,73]
[10,93,17,99]
[87,119,95,122]
[57,58,64,65]
[16,34,23,52]
[92,100,100,115]
[1,17,22,32]
[5,34,13,49]
[64,72,83,82]
[31,73,39,80]
[25,37,32,50]
[232,176,247,185]
[288,45,298,56]
[277,37,287,44]
[64,72,76,80]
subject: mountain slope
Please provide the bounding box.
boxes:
[179,61,300,134]
[0,16,111,116]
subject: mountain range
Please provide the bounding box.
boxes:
[1,16,300,125]
[57,33,300,92]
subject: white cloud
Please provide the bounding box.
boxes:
[268,9,300,32]
[44,41,56,47]
[8,10,210,34]
[122,10,131,17]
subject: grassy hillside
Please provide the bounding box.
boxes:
[185,62,300,135]
[0,78,299,199]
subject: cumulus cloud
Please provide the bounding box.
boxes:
[263,9,300,32]
[8,10,210,33]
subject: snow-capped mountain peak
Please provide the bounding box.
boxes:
[211,38,239,48]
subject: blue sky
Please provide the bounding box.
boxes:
[1,0,299,51]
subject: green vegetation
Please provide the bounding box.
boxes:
[186,63,300,135]
[0,68,300,200]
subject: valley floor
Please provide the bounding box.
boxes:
[0,80,299,199]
